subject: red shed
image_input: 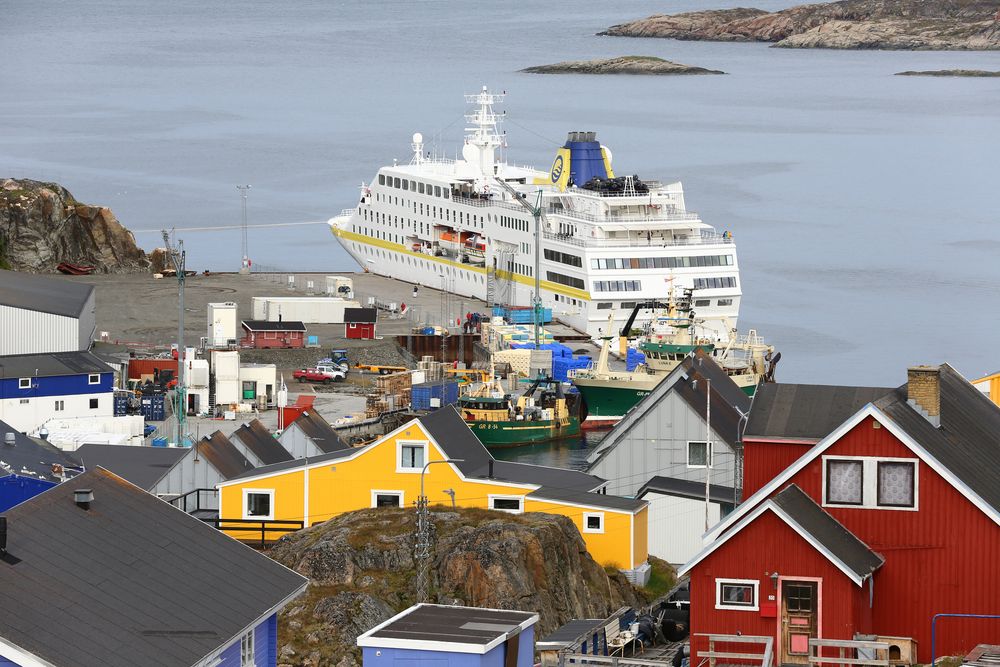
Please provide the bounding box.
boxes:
[240,320,306,349]
[683,365,1000,662]
[344,307,376,340]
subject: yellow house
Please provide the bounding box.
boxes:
[217,407,650,582]
[973,370,1000,406]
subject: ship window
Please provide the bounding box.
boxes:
[433,186,440,197]
[546,271,585,290]
[418,182,425,194]
[378,174,385,185]
[444,189,449,199]
[694,299,710,307]
[597,302,612,309]
[393,177,400,188]
[718,298,733,306]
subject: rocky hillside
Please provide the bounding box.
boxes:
[600,0,1000,50]
[522,55,725,75]
[0,179,148,273]
[268,507,660,667]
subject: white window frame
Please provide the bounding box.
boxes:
[488,494,524,514]
[240,629,254,666]
[687,441,713,469]
[371,489,404,508]
[582,512,605,534]
[242,488,275,521]
[18,378,30,389]
[396,440,428,473]
[88,373,100,385]
[715,578,759,611]
[821,455,919,511]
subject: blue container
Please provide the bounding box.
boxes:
[113,393,129,417]
[151,437,168,447]
[141,394,166,421]
[411,380,459,410]
[307,335,319,346]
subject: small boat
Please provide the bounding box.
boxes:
[56,262,95,275]
[460,373,580,447]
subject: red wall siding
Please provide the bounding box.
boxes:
[749,416,1000,657]
[345,323,375,340]
[743,439,813,497]
[690,510,866,661]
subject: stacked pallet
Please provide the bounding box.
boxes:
[366,370,413,418]
[417,356,448,382]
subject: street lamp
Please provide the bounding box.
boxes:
[415,458,464,602]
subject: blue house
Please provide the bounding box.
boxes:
[0,351,114,433]
[0,466,307,666]
[358,604,538,667]
[0,419,80,511]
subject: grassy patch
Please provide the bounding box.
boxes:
[643,557,677,599]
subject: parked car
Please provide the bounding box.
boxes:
[294,367,345,384]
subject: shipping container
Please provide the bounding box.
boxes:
[411,380,459,411]
[140,394,166,421]
[251,296,361,324]
[128,358,178,380]
[113,392,129,417]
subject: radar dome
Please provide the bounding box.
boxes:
[412,132,423,144]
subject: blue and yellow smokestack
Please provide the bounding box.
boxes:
[549,131,615,192]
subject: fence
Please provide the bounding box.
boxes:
[809,638,890,667]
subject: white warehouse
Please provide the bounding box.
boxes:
[0,270,96,356]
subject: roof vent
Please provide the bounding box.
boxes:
[907,365,941,428]
[74,488,94,510]
[38,427,48,441]
[3,433,14,446]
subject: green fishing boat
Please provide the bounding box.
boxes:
[459,375,580,447]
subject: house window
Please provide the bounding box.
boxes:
[243,490,274,520]
[823,456,918,510]
[715,579,759,611]
[489,495,523,514]
[18,378,30,390]
[55,400,64,411]
[88,374,100,384]
[89,398,99,409]
[371,490,404,508]
[240,629,254,666]
[877,461,916,508]
[687,441,712,468]
[397,441,426,472]
[19,399,28,405]
[826,459,864,506]
[583,512,604,534]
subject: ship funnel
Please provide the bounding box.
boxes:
[549,131,615,192]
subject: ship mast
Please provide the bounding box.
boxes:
[463,86,505,181]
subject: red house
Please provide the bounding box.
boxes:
[344,307,376,340]
[240,320,306,349]
[681,365,1000,663]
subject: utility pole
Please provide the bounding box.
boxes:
[237,184,251,274]
[161,229,186,445]
[415,458,463,602]
[705,375,712,531]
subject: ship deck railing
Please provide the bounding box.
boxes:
[544,231,734,249]
[546,206,700,225]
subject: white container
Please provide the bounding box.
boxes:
[207,302,238,347]
[210,350,240,380]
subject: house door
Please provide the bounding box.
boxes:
[780,581,818,666]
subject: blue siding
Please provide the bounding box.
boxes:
[0,475,56,512]
[363,628,534,667]
[0,372,113,400]
[216,636,242,667]
[0,657,20,666]
[216,614,277,667]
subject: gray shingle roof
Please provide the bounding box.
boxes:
[232,420,293,465]
[418,406,493,476]
[292,411,351,454]
[528,485,646,512]
[197,432,255,480]
[637,475,735,505]
[0,351,112,379]
[0,467,306,667]
[74,444,188,489]
[240,320,306,332]
[0,420,80,482]
[0,269,94,318]
[470,460,604,493]
[358,604,535,649]
[745,383,894,441]
[772,484,884,581]
[344,307,377,323]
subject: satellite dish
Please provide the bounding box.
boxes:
[412,132,423,144]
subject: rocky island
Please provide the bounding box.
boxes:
[268,506,664,666]
[522,55,724,75]
[599,0,1000,50]
[896,69,1000,76]
[0,178,148,273]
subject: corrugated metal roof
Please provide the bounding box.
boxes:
[0,467,306,667]
[0,269,94,318]
[232,420,294,465]
[240,320,306,332]
[0,351,112,379]
[772,484,884,580]
[528,485,646,512]
[745,383,894,441]
[472,460,604,493]
[197,432,256,480]
[360,604,535,646]
[637,475,735,504]
[75,443,188,490]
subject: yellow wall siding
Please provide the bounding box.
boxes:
[634,505,649,569]
[218,422,644,571]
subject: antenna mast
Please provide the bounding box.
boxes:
[161,229,187,444]
[237,184,252,274]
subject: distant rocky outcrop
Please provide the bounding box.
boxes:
[269,507,657,667]
[896,68,1000,75]
[600,0,1000,50]
[0,178,149,273]
[522,55,725,75]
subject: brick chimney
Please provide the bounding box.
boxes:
[907,365,941,427]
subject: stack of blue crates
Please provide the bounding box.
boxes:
[412,380,459,411]
[492,306,553,325]
[552,355,592,382]
[626,349,647,371]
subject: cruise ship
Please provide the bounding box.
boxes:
[329,87,741,340]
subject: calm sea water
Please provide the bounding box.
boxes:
[4,0,1000,391]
